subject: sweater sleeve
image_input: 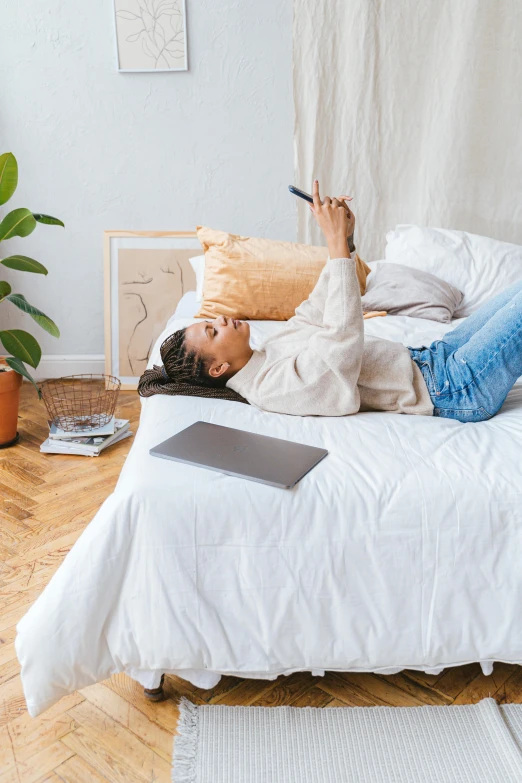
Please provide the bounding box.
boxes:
[290,249,361,329]
[233,258,365,416]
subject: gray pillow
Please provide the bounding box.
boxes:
[361,262,464,323]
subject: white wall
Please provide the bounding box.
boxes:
[0,0,295,365]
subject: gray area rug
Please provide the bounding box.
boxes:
[172,697,522,783]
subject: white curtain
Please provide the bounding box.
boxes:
[293,0,522,261]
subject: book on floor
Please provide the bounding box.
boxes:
[41,418,132,456]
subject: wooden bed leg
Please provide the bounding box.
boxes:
[144,673,165,702]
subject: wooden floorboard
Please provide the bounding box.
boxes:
[1,382,520,779]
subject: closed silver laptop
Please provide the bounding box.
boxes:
[149,421,328,489]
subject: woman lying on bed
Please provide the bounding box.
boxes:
[139,181,522,423]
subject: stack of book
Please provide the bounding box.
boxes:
[40,416,133,457]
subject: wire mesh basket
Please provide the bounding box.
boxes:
[39,374,121,432]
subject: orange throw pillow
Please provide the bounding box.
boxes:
[195,226,371,321]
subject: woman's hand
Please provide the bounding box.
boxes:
[309,180,352,258]
[336,193,356,239]
[309,182,356,237]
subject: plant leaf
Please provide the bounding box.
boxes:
[0,329,41,368]
[0,280,12,299]
[5,356,42,397]
[0,153,18,206]
[33,213,64,228]
[1,255,48,274]
[0,208,37,241]
[6,293,60,337]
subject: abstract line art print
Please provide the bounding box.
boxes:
[116,248,195,379]
[104,232,201,389]
[113,0,188,72]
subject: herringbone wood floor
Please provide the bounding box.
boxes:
[1,384,521,782]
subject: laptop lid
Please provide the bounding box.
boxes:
[149,421,328,489]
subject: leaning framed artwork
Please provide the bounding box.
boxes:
[112,0,188,72]
[104,230,201,390]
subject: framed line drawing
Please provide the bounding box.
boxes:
[113,0,188,72]
[104,230,201,389]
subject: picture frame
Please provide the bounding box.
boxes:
[112,0,189,73]
[104,230,201,389]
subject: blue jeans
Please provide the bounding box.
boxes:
[408,279,522,422]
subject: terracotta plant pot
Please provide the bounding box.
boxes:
[0,363,22,448]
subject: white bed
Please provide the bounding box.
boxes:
[15,292,522,717]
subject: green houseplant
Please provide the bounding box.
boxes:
[0,152,63,447]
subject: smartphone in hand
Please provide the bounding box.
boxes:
[288,185,313,204]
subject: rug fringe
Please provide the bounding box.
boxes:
[172,697,199,783]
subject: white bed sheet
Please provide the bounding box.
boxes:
[16,313,522,717]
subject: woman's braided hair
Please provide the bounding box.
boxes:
[137,328,249,404]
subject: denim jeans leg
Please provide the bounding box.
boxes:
[444,286,522,415]
[442,278,522,352]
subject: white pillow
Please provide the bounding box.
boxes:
[188,254,205,302]
[385,225,522,317]
[171,291,200,321]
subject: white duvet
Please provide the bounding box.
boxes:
[16,312,522,717]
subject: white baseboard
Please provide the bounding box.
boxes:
[30,355,105,381]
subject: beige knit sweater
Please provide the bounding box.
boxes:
[227,256,434,417]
